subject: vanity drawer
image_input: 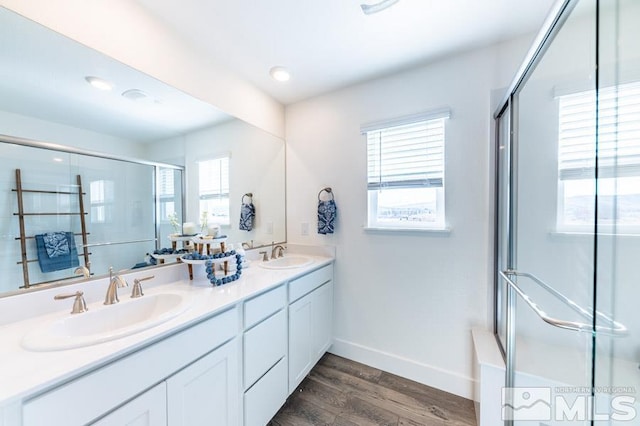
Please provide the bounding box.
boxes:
[23,307,238,426]
[289,264,333,303]
[244,357,288,426]
[244,284,286,329]
[243,309,286,389]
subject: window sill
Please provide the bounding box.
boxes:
[363,226,451,235]
[550,231,640,238]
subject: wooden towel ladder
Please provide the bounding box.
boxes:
[13,169,90,288]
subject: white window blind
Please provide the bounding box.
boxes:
[158,168,175,197]
[558,81,640,180]
[198,157,229,199]
[365,115,447,190]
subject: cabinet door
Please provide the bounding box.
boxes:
[167,339,239,426]
[288,292,313,392]
[311,281,333,360]
[288,281,334,393]
[92,383,167,426]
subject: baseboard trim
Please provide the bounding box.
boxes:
[329,338,475,400]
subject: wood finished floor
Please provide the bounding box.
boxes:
[269,354,476,426]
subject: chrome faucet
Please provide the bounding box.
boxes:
[74,265,90,278]
[271,244,285,259]
[105,267,128,305]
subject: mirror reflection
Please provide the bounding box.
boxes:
[0,8,286,294]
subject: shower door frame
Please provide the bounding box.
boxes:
[492,0,580,361]
[493,1,584,422]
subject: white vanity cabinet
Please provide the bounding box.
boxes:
[242,285,288,426]
[288,265,334,392]
[22,307,239,426]
[167,339,240,425]
[92,382,167,426]
[8,259,336,426]
[93,340,240,426]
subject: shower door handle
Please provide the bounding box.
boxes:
[499,270,627,336]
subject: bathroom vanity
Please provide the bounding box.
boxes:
[0,250,334,425]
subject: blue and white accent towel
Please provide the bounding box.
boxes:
[35,232,80,273]
[239,202,255,231]
[43,231,70,258]
[318,199,337,234]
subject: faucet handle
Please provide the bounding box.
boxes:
[259,251,269,262]
[131,275,154,298]
[54,291,88,314]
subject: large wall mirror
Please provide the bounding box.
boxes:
[0,7,286,295]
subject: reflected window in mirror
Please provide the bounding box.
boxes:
[556,81,640,233]
[89,180,114,224]
[158,168,176,223]
[198,156,230,226]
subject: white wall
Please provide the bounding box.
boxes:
[285,38,532,398]
[0,110,146,158]
[0,0,285,138]
[143,138,185,166]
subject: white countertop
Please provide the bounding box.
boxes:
[0,251,333,407]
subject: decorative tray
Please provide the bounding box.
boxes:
[168,234,201,241]
[191,236,228,244]
[180,251,236,265]
[150,253,182,261]
[179,255,209,265]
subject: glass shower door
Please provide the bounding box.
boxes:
[497,0,640,424]
[500,1,600,424]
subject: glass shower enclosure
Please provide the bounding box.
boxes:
[494,0,640,424]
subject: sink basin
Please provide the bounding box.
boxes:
[22,292,193,351]
[259,255,312,270]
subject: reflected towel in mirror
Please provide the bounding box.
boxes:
[43,231,70,258]
[35,232,80,273]
[239,194,255,231]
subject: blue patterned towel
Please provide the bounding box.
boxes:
[318,199,337,234]
[43,231,70,258]
[239,202,255,231]
[35,232,80,273]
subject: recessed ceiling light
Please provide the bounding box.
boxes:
[122,89,162,105]
[361,0,400,15]
[85,76,114,91]
[122,89,149,101]
[269,66,291,82]
[53,157,63,163]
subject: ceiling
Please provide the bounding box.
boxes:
[0,7,231,143]
[1,1,556,142]
[135,0,557,104]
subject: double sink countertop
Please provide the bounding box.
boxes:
[0,246,334,408]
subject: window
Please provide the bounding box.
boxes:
[557,82,640,232]
[363,110,449,229]
[158,168,176,222]
[198,156,230,225]
[89,180,114,224]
